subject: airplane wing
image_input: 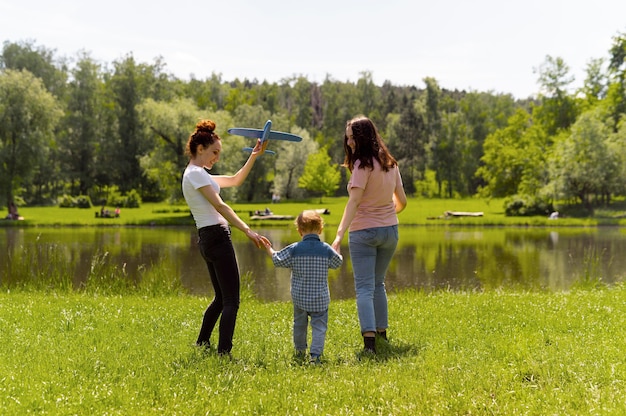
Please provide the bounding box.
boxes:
[228,120,302,155]
[243,147,275,155]
[228,120,303,142]
[267,131,302,142]
[228,128,303,142]
[227,128,264,139]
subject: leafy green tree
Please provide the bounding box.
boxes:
[319,77,361,166]
[422,77,445,196]
[183,73,226,110]
[138,97,204,202]
[356,71,382,125]
[477,109,532,197]
[0,69,62,207]
[438,112,468,198]
[532,55,579,136]
[458,92,516,195]
[271,127,317,200]
[606,116,626,197]
[58,53,106,196]
[1,40,67,96]
[107,54,168,196]
[298,147,340,203]
[607,31,626,131]
[292,76,313,129]
[385,99,427,196]
[550,109,618,209]
[579,58,608,107]
[1,40,69,204]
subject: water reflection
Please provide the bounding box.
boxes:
[2,226,625,301]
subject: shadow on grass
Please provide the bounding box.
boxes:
[353,337,424,363]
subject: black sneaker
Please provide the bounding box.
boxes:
[364,336,376,354]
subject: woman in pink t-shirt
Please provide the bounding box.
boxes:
[331,116,407,354]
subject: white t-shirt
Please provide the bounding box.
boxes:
[182,164,228,229]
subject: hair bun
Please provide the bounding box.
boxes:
[196,119,216,134]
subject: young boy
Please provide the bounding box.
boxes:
[263,210,343,364]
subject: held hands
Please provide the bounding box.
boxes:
[261,237,275,256]
[245,228,270,249]
[331,236,342,254]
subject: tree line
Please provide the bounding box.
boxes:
[1,33,625,215]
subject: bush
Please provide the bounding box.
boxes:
[58,194,92,209]
[504,195,553,217]
[107,189,142,208]
[75,195,92,208]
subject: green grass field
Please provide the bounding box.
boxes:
[3,197,626,414]
[4,196,623,227]
[2,285,625,415]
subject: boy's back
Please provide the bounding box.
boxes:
[272,234,342,312]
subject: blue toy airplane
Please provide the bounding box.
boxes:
[228,120,302,155]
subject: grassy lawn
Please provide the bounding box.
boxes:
[4,197,626,414]
[5,197,626,227]
[1,285,625,415]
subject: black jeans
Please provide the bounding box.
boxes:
[196,224,240,353]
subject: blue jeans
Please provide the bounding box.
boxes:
[348,225,399,334]
[293,306,328,357]
[196,224,240,354]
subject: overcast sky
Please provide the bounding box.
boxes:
[1,0,625,99]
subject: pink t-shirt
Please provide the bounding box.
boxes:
[348,159,402,232]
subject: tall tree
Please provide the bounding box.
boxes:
[107,54,166,195]
[138,97,204,202]
[477,109,533,197]
[1,40,67,96]
[298,147,340,203]
[458,92,516,195]
[272,127,317,200]
[438,111,467,198]
[422,77,445,196]
[550,109,618,209]
[532,55,579,136]
[607,31,626,131]
[58,53,105,196]
[385,99,427,196]
[0,70,62,207]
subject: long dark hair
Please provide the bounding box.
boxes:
[185,119,221,158]
[342,115,397,172]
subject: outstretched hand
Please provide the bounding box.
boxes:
[245,229,270,248]
[251,138,269,156]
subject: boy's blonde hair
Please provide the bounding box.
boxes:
[295,210,324,234]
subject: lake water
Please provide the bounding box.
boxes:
[2,226,626,301]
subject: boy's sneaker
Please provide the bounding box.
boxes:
[309,354,322,365]
[293,350,307,363]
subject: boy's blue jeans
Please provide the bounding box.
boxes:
[293,306,328,357]
[348,225,399,334]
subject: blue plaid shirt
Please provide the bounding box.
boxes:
[272,234,343,312]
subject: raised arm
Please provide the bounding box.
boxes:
[213,139,268,188]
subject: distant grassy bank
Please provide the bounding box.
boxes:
[4,197,626,227]
[2,285,625,415]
